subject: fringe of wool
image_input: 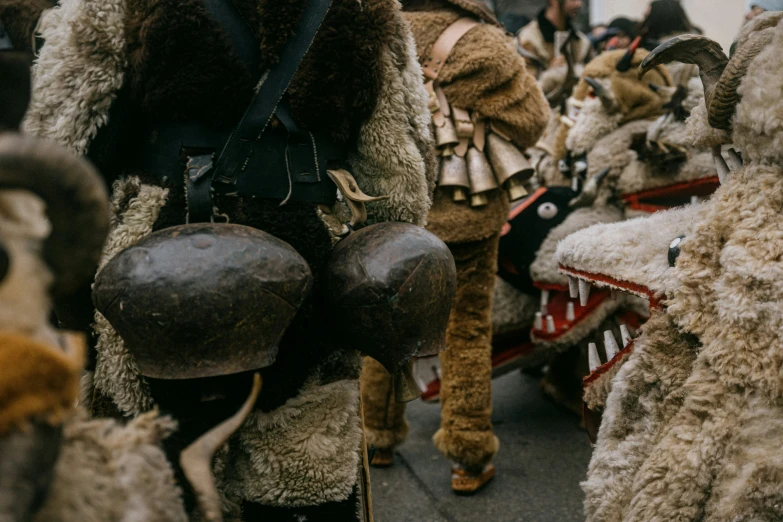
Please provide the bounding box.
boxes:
[220,374,363,507]
[92,178,169,416]
[348,10,434,227]
[22,0,127,154]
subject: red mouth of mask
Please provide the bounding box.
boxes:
[622,176,719,213]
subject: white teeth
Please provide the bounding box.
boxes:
[604,330,620,360]
[546,315,556,333]
[620,325,632,347]
[690,195,700,205]
[588,342,601,371]
[571,176,580,192]
[579,279,591,307]
[540,290,549,315]
[566,301,575,322]
[534,312,543,330]
[568,276,579,299]
[727,148,743,170]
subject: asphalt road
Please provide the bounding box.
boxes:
[370,371,593,522]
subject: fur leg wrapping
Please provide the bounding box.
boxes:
[433,235,500,471]
[92,178,169,416]
[222,372,363,508]
[360,356,409,451]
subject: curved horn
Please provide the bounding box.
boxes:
[569,167,611,208]
[0,135,109,298]
[180,373,262,522]
[708,28,776,130]
[584,77,615,112]
[638,35,728,107]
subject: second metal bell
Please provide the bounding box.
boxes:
[467,147,498,207]
[486,133,535,190]
[435,117,459,149]
[438,153,471,202]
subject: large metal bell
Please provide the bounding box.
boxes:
[438,154,471,202]
[93,224,313,379]
[467,147,498,207]
[326,222,457,375]
[486,133,535,187]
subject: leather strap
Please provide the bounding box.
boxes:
[201,0,262,74]
[421,18,479,82]
[211,0,332,188]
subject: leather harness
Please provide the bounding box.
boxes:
[137,0,338,223]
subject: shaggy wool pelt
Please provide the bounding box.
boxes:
[583,311,698,522]
[32,410,187,522]
[220,353,363,508]
[348,4,435,227]
[23,0,126,155]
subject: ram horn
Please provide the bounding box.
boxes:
[181,373,262,522]
[569,167,611,208]
[584,77,616,112]
[707,28,776,130]
[637,32,776,131]
[0,135,109,298]
[639,35,727,101]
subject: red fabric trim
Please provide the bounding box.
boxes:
[623,176,720,212]
[532,281,568,291]
[559,265,662,309]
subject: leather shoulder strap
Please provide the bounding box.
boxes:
[211,0,332,187]
[421,17,480,82]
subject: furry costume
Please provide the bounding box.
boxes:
[21,0,435,518]
[489,48,719,417]
[360,0,548,476]
[554,13,783,520]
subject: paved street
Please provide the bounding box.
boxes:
[370,371,593,522]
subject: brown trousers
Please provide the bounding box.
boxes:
[360,234,500,471]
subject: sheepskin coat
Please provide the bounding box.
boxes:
[22,0,435,516]
[517,9,591,71]
[403,3,549,244]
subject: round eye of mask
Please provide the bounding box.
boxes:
[537,202,559,220]
[668,236,684,267]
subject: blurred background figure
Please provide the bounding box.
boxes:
[746,0,783,21]
[518,0,592,73]
[607,17,637,47]
[637,0,701,49]
[590,16,637,52]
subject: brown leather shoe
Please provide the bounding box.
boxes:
[370,447,394,467]
[451,464,495,494]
